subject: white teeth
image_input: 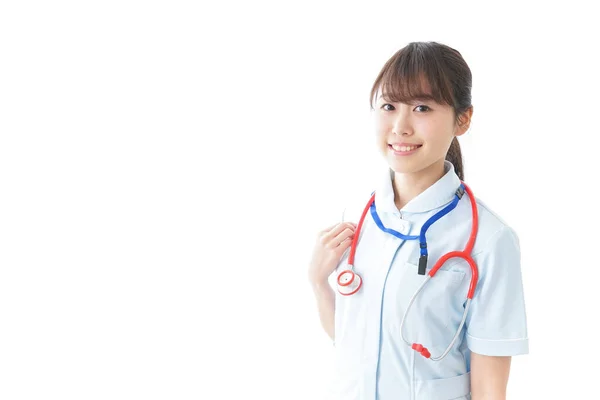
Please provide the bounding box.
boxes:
[391,144,420,152]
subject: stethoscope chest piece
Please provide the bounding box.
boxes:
[337,268,362,296]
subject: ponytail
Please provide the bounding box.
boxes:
[446,137,464,181]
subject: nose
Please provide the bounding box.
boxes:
[392,108,413,136]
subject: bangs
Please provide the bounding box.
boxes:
[370,45,456,109]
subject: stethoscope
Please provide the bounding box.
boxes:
[336,182,479,361]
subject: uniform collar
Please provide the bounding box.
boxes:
[375,160,462,214]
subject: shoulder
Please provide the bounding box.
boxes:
[470,196,520,257]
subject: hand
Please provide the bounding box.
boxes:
[308,222,357,285]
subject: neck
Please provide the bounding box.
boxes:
[392,159,446,211]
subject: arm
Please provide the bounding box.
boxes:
[310,278,335,341]
[470,352,511,400]
[308,221,356,342]
[465,226,528,397]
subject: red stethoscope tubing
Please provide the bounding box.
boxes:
[347,194,375,267]
[334,194,375,296]
[340,181,479,298]
[426,182,479,298]
[335,182,481,360]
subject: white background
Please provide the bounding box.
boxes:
[1,1,599,399]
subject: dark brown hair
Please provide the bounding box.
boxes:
[369,41,473,180]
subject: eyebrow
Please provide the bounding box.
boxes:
[378,94,436,102]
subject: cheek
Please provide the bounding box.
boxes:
[415,121,453,144]
[373,117,389,137]
[375,129,388,147]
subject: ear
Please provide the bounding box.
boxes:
[455,106,474,137]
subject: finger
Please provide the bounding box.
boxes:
[319,222,339,234]
[321,223,356,242]
[326,227,355,249]
[333,227,356,246]
[320,218,357,235]
[320,222,353,237]
[338,236,353,251]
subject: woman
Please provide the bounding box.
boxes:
[308,41,528,400]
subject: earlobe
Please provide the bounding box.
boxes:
[456,110,473,136]
[455,121,470,137]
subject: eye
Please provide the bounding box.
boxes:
[414,105,431,112]
[381,103,395,111]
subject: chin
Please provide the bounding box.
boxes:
[387,160,421,174]
[390,165,422,175]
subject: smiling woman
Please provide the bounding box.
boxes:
[308,41,528,400]
[369,42,471,185]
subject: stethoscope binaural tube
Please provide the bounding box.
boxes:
[399,183,479,361]
[335,181,480,361]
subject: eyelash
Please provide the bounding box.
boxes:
[381,104,431,112]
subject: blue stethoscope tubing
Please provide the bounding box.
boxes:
[336,182,480,361]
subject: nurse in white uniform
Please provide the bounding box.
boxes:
[308,41,529,400]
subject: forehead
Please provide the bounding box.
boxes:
[375,75,438,103]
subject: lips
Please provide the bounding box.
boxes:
[389,143,422,152]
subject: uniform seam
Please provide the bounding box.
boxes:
[466,333,528,342]
[469,225,509,258]
[475,198,511,227]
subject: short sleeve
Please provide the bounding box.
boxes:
[465,226,529,356]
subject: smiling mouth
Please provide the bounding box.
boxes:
[389,144,422,152]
